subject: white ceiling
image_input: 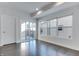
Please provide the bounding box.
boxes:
[0,2,79,19]
[0,2,50,13]
[34,2,79,18]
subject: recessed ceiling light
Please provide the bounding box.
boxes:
[37,11,42,15]
[55,2,64,6]
[36,8,39,11]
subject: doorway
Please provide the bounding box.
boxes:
[21,21,36,42]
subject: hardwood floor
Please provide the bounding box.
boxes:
[0,40,79,56]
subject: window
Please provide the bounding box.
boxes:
[21,22,25,32]
[57,15,72,39]
[49,19,57,37]
[50,19,57,27]
[40,21,48,36]
[21,22,26,40]
[21,21,36,41]
[58,15,72,26]
[32,23,36,31]
[25,21,30,29]
[39,15,72,39]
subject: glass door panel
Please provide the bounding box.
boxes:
[21,22,26,42]
[21,21,36,42]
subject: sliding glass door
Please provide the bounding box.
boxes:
[25,21,36,41]
[21,21,36,42]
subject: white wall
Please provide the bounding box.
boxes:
[38,5,79,51]
[0,15,16,45]
[0,7,31,46]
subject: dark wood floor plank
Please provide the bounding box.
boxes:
[0,40,79,56]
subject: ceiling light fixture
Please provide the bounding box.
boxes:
[36,2,64,15]
[55,2,64,6]
[36,8,39,11]
[37,10,42,15]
